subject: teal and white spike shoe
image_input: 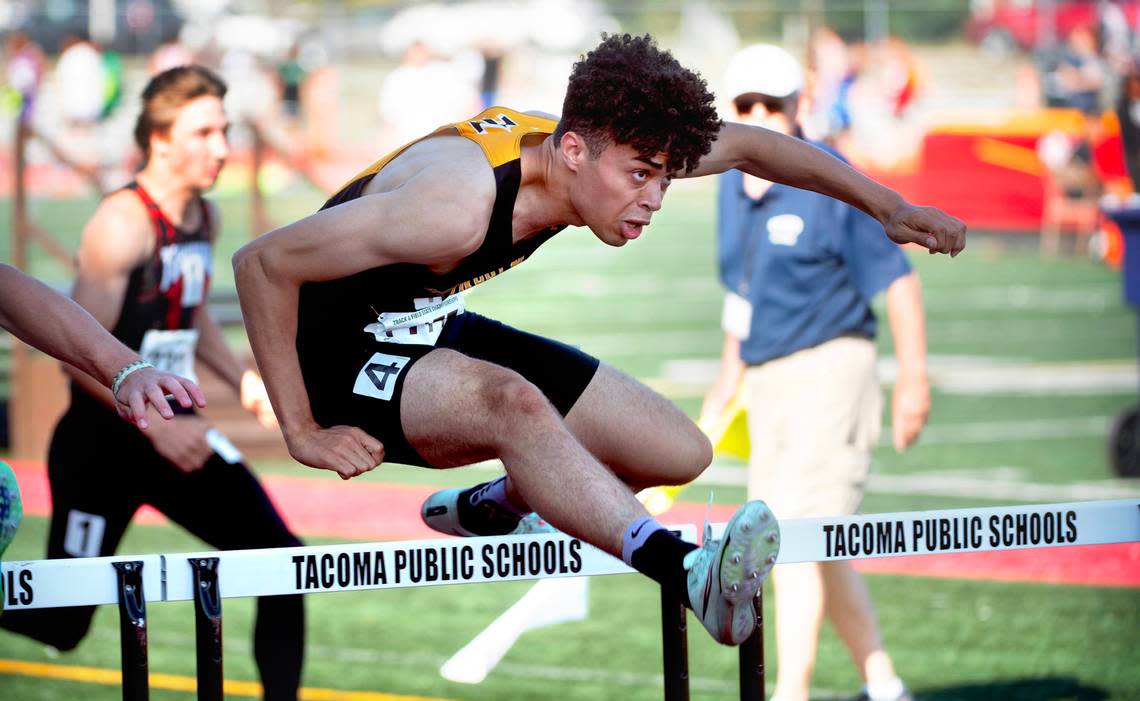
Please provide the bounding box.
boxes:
[0,462,24,613]
[684,499,780,645]
[421,483,524,537]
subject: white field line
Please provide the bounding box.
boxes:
[657,357,1138,397]
[469,277,1120,311]
[895,416,1112,444]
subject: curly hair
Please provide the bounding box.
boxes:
[555,34,722,174]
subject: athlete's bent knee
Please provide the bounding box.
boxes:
[484,373,554,423]
[692,430,714,475]
[677,429,713,483]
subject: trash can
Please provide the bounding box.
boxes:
[1102,204,1140,478]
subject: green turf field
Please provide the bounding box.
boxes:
[2,179,1138,700]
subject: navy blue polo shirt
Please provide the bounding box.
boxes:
[716,143,912,366]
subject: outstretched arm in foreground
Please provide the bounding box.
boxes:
[689,123,967,256]
[0,264,205,429]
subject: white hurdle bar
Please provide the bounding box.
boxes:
[2,499,1138,701]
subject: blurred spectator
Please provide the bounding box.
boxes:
[1098,0,1135,73]
[803,26,855,144]
[100,46,125,120]
[148,29,196,75]
[55,31,107,126]
[219,48,277,127]
[3,31,45,125]
[479,44,505,109]
[1043,25,1106,115]
[1038,123,1104,254]
[881,36,925,120]
[277,40,308,120]
[1117,62,1140,192]
[377,39,480,150]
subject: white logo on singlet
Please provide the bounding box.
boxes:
[158,240,212,306]
[468,114,518,134]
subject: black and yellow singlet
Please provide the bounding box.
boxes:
[298,107,565,339]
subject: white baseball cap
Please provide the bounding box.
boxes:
[723,44,804,100]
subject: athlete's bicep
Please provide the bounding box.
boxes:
[71,199,150,330]
[682,123,744,178]
[236,174,491,285]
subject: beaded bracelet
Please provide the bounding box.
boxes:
[111,360,154,397]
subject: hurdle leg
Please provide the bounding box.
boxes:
[190,557,223,701]
[738,590,764,700]
[113,561,149,701]
[660,586,690,701]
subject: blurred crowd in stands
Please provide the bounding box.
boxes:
[2,0,1140,256]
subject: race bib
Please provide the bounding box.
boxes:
[63,510,106,558]
[363,295,465,346]
[139,328,199,381]
[353,352,411,401]
[721,292,753,340]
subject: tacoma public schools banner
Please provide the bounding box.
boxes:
[4,500,1139,611]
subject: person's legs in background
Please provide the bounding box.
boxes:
[747,338,908,701]
[153,455,305,701]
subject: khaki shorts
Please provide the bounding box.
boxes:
[743,336,881,519]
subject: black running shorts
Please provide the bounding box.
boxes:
[298,311,601,467]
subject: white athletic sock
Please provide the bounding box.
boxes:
[865,677,907,701]
[621,515,665,565]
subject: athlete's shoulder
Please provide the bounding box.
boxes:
[450,106,558,133]
[448,106,557,167]
[90,187,151,238]
[79,189,153,270]
[409,142,497,247]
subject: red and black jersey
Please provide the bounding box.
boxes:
[109,182,213,351]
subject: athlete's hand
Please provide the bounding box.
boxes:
[286,425,385,480]
[882,202,966,257]
[240,369,278,430]
[114,367,207,430]
[144,414,214,472]
[891,372,930,452]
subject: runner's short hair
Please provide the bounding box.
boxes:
[134,65,227,157]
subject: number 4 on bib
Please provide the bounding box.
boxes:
[352,352,411,401]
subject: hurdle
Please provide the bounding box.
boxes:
[3,498,1138,700]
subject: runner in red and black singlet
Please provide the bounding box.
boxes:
[1,66,305,701]
[109,181,212,346]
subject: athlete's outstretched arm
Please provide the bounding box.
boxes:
[687,122,966,256]
[0,264,204,428]
[233,166,493,479]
